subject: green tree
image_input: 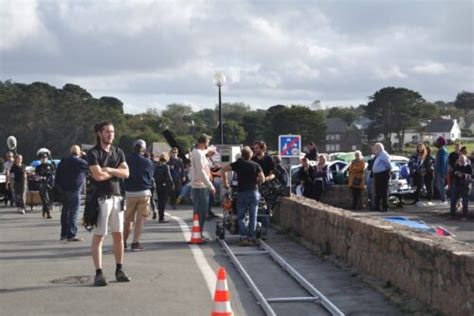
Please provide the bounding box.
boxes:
[454,91,474,118]
[326,106,364,125]
[434,100,464,118]
[0,81,128,161]
[366,87,427,151]
[161,103,194,135]
[241,110,266,145]
[190,108,217,136]
[218,102,251,122]
[265,105,325,151]
[175,135,195,152]
[213,120,246,145]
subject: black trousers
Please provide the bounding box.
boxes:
[156,189,169,220]
[13,182,25,208]
[373,170,390,211]
[424,172,433,201]
[39,182,51,213]
[351,187,363,210]
[412,172,423,202]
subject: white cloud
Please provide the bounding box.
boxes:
[0,0,472,112]
[0,0,58,52]
[373,65,407,79]
[412,62,448,75]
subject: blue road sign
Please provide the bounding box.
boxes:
[279,135,301,157]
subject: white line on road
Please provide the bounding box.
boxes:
[166,212,217,297]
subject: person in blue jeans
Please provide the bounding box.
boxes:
[190,134,215,240]
[222,146,265,246]
[55,145,89,241]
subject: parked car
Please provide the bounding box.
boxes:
[333,155,409,185]
[290,160,348,193]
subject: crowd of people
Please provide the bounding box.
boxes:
[297,137,473,220]
[1,121,473,286]
[0,121,292,286]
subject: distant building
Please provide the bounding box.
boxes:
[324,118,362,153]
[423,119,461,143]
[390,129,431,146]
[351,117,372,143]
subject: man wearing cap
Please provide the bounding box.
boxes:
[123,139,154,251]
[190,134,216,240]
[434,136,449,204]
[35,152,55,218]
[55,145,89,241]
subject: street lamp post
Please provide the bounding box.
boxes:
[213,72,226,145]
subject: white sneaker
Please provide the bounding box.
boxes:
[426,201,433,206]
[18,208,25,214]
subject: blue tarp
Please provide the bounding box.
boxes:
[383,216,435,233]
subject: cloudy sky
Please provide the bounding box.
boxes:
[0,0,472,113]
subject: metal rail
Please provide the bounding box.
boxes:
[217,238,345,316]
[260,240,345,316]
[218,238,276,316]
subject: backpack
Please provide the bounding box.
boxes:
[154,164,173,190]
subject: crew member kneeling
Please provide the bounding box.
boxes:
[222,146,265,246]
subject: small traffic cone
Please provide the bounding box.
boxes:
[211,267,233,316]
[189,213,203,244]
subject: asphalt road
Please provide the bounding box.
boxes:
[0,203,402,315]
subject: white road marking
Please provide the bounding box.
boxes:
[166,212,217,297]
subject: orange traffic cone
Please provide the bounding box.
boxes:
[211,267,233,316]
[189,213,203,244]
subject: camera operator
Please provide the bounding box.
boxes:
[222,146,265,246]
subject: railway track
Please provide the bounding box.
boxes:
[217,236,345,316]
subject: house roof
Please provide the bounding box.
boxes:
[424,119,454,133]
[326,117,348,133]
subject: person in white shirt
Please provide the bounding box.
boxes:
[190,134,216,240]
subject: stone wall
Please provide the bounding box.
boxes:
[273,196,474,316]
[319,184,368,209]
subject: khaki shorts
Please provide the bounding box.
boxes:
[95,196,123,236]
[125,196,150,223]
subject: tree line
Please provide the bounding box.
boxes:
[0,80,472,162]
